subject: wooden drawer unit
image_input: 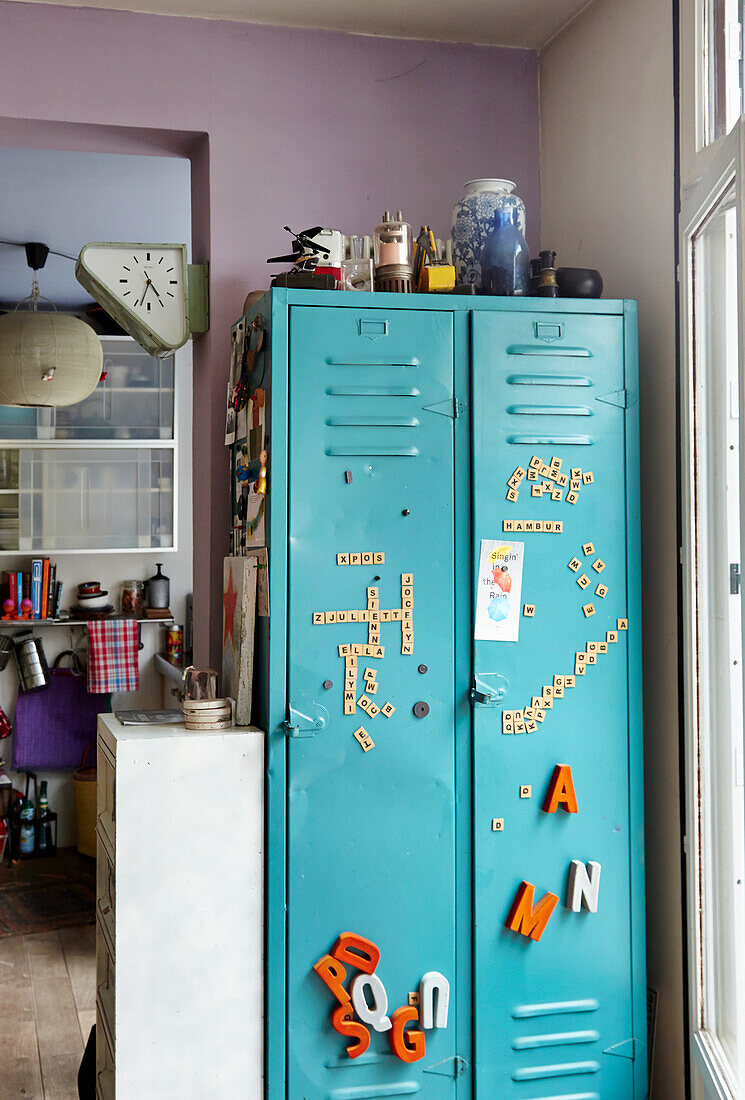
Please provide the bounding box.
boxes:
[96,840,115,954]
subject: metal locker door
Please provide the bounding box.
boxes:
[470,309,646,1098]
[286,305,461,1099]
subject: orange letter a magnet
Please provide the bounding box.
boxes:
[542,764,579,814]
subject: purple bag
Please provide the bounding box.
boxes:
[12,669,111,769]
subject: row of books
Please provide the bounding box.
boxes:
[2,561,64,619]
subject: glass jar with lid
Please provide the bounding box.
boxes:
[120,580,144,617]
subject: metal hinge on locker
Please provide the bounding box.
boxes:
[423,396,464,419]
[283,703,328,738]
[423,1055,470,1078]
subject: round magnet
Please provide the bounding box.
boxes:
[413,701,429,719]
[417,664,428,675]
[323,680,333,690]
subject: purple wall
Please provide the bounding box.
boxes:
[0,2,539,664]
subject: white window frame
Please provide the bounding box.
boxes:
[681,2,745,1096]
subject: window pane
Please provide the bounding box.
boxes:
[705,0,744,144]
[692,182,745,1085]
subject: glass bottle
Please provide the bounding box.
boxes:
[38,780,51,853]
[19,796,35,856]
[479,207,530,296]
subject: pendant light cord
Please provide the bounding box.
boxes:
[0,238,77,262]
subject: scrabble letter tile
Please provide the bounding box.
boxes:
[583,603,596,617]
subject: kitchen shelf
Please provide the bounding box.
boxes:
[0,616,174,629]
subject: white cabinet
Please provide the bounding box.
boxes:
[95,715,264,1100]
[0,337,180,553]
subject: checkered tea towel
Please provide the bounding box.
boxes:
[86,619,140,693]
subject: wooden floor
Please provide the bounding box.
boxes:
[0,925,95,1099]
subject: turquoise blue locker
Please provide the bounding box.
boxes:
[247,290,646,1099]
[471,308,646,1097]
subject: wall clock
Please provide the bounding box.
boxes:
[76,242,208,358]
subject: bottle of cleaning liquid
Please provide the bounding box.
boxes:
[19,796,35,856]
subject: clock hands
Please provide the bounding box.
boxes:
[137,274,165,308]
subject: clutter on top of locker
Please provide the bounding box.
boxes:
[265,182,604,296]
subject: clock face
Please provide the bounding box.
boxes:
[77,243,189,353]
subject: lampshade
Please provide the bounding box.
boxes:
[0,310,103,407]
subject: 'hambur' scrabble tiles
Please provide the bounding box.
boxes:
[503,520,563,533]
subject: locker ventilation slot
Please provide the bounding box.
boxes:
[326,446,418,457]
[326,1051,396,1069]
[508,405,592,417]
[507,434,593,446]
[514,1095,598,1100]
[326,416,418,428]
[327,386,420,397]
[513,999,599,1018]
[511,1061,600,1081]
[508,374,593,387]
[326,1085,419,1098]
[512,1030,600,1050]
[326,357,420,367]
[507,345,592,358]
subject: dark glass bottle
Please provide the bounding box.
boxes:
[38,780,52,854]
[480,207,530,296]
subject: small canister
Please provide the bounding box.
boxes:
[165,624,183,666]
[147,564,170,609]
[14,634,50,693]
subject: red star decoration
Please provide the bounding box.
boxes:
[223,566,238,648]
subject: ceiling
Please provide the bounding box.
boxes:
[5,0,596,49]
[0,148,190,308]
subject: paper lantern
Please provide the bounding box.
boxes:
[0,310,102,407]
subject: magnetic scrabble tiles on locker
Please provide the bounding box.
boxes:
[353,726,375,752]
[504,622,627,732]
[503,520,563,533]
[336,552,385,565]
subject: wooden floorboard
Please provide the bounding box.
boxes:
[60,924,96,1014]
[0,927,95,1099]
[0,1018,44,1099]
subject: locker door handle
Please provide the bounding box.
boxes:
[470,674,509,706]
[283,703,328,737]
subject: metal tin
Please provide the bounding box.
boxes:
[165,625,183,665]
[14,634,50,693]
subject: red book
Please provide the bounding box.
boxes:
[40,560,50,620]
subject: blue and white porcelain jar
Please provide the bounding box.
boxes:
[451,179,527,287]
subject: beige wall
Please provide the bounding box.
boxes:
[540,1,684,1096]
